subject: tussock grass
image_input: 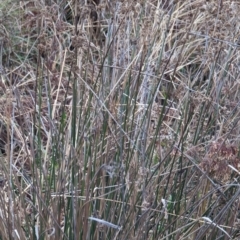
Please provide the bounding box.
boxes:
[0,0,240,239]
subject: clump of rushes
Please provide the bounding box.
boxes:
[0,0,240,239]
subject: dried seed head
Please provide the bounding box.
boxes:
[200,140,240,183]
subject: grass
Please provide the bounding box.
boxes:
[0,0,240,239]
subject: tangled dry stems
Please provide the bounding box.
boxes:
[0,0,240,239]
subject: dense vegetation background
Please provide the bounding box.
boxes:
[0,0,240,239]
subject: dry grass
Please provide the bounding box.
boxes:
[0,0,240,239]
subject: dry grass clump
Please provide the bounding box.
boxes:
[0,0,240,239]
